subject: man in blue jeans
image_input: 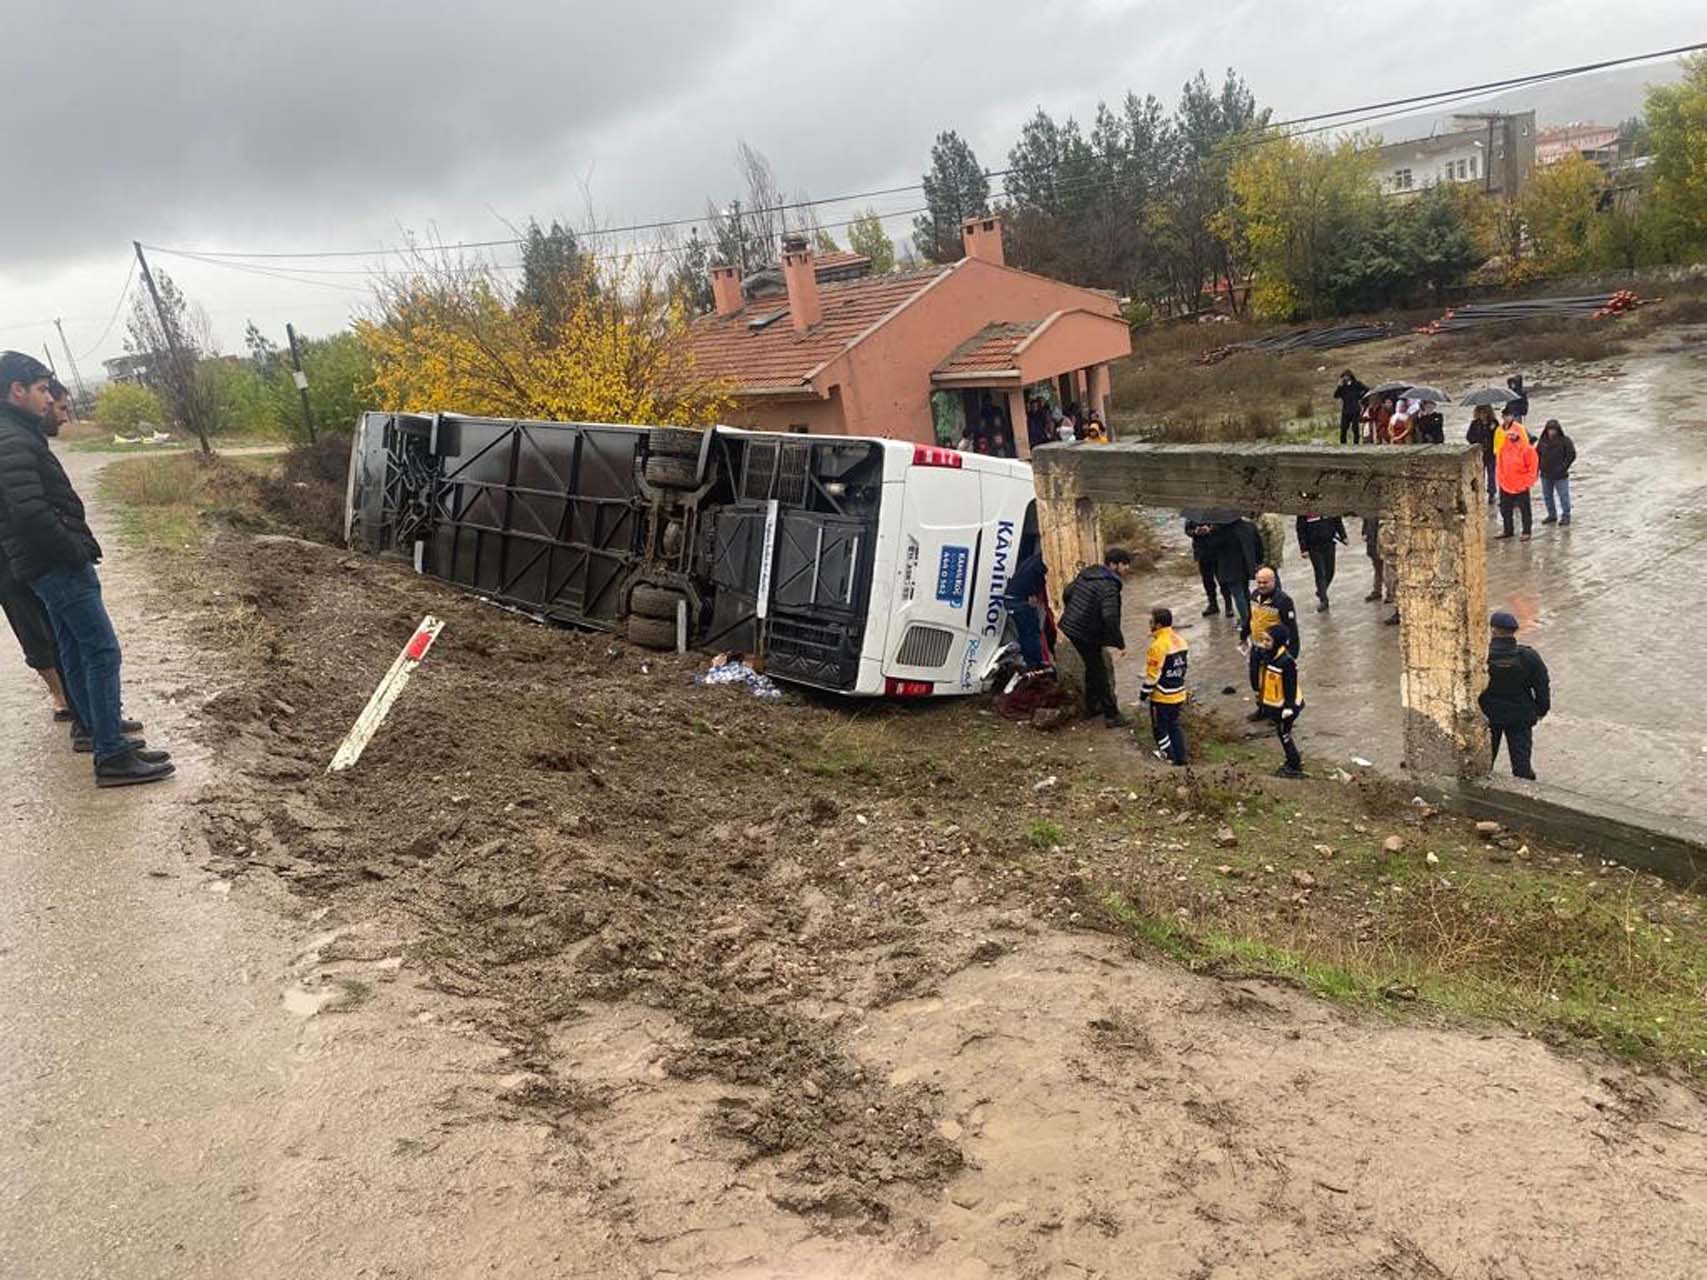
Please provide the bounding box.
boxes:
[1001,549,1049,670]
[0,352,172,787]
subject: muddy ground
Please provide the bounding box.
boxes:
[144,494,1707,1276]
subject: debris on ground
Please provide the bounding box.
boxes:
[692,652,783,699]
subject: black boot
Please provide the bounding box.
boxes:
[95,747,176,788]
[72,720,145,753]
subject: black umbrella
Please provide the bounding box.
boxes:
[1402,385,1450,404]
[1364,380,1409,400]
[1461,386,1518,407]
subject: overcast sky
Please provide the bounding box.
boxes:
[3,0,1699,374]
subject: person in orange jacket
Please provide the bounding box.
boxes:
[1495,419,1540,540]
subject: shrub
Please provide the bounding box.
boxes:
[95,382,165,432]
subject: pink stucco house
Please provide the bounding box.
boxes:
[681,216,1132,459]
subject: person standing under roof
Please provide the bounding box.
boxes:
[1139,605,1190,766]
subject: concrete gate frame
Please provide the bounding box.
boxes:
[1031,441,1492,781]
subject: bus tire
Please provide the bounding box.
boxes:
[629,585,685,621]
[644,454,700,489]
[626,614,680,651]
[647,427,703,459]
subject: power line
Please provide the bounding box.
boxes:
[139,39,1704,269]
[74,257,138,362]
[148,204,934,287]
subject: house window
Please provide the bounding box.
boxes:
[788,424,809,434]
[1393,168,1412,190]
[1469,154,1479,177]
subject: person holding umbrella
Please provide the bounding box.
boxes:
[1363,382,1408,444]
[1465,402,1500,506]
[1403,387,1449,444]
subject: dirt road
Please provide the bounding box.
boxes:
[0,452,588,1279]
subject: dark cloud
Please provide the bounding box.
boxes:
[3,0,1698,359]
[9,0,788,265]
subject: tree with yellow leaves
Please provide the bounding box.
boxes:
[357,251,731,427]
[1517,153,1605,274]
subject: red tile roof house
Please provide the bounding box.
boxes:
[681,216,1133,459]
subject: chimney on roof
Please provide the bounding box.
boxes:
[961,214,1004,267]
[710,263,743,317]
[780,234,821,332]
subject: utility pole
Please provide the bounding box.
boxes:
[43,344,55,372]
[133,240,209,454]
[285,322,316,444]
[52,318,89,406]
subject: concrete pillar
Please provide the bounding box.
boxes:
[1390,450,1490,778]
[1088,364,1111,430]
[1007,388,1030,460]
[1033,460,1101,617]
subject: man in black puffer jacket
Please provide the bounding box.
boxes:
[0,352,172,787]
[1478,610,1550,780]
[1059,547,1133,726]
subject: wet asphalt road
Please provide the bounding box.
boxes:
[0,450,309,1277]
[1124,344,1707,823]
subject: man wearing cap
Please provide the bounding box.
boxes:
[0,351,172,787]
[1478,610,1549,781]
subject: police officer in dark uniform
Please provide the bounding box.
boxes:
[1478,610,1550,780]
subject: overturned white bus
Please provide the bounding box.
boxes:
[345,413,1040,698]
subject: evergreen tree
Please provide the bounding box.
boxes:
[912,131,989,262]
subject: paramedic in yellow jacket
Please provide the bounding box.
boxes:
[1257,622,1305,778]
[1242,565,1299,721]
[1139,606,1190,766]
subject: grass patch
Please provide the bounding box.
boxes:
[98,452,280,552]
[1087,770,1707,1075]
[1027,819,1065,851]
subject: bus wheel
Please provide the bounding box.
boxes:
[647,427,703,459]
[630,584,685,621]
[644,454,700,489]
[626,614,680,651]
